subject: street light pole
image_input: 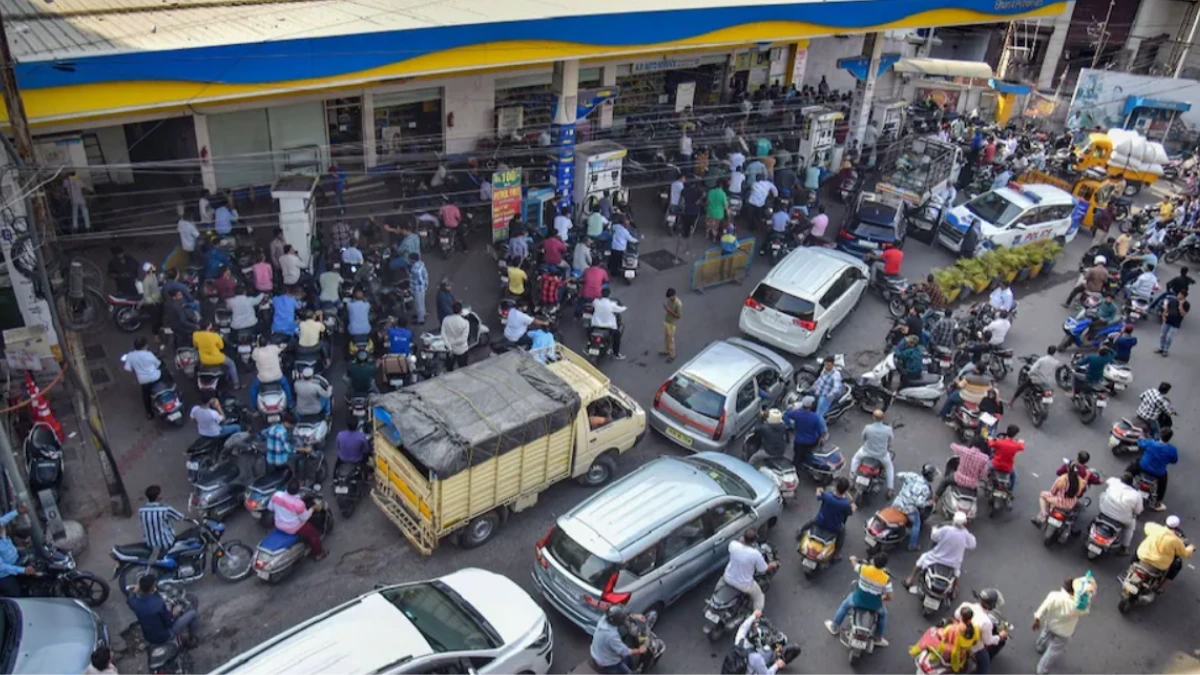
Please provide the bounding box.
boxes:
[1091,0,1117,69]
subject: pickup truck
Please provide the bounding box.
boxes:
[875,134,963,240]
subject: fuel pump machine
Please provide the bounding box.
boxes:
[798,106,842,172]
[573,141,628,215]
[872,99,908,141]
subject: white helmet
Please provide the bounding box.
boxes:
[1094,255,1107,265]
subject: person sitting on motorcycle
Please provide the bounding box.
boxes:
[811,356,843,418]
[1126,264,1159,304]
[270,287,301,340]
[1033,454,1098,527]
[592,289,627,361]
[190,397,241,439]
[718,528,780,612]
[227,285,265,334]
[866,245,904,285]
[335,422,371,471]
[192,323,240,389]
[903,510,976,592]
[297,309,329,367]
[345,287,372,341]
[988,280,1014,313]
[1073,345,1114,396]
[345,349,380,395]
[1099,473,1144,555]
[937,361,987,420]
[928,309,957,351]
[250,336,294,408]
[1010,345,1060,404]
[589,605,646,674]
[784,396,827,471]
[1126,428,1178,512]
[123,337,172,421]
[1109,324,1138,364]
[1063,255,1109,307]
[893,335,925,388]
[853,409,896,497]
[294,367,331,418]
[202,241,232,282]
[955,589,1007,674]
[934,439,991,499]
[747,408,791,468]
[1134,515,1194,593]
[1135,382,1175,439]
[909,606,980,674]
[268,479,327,562]
[317,265,342,309]
[893,464,938,551]
[127,573,199,648]
[986,425,1024,491]
[799,479,855,562]
[824,552,894,648]
[983,310,1011,346]
[1085,292,1121,343]
[383,317,413,356]
[977,387,1004,434]
[735,610,788,675]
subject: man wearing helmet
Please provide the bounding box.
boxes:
[344,349,379,395]
[1063,256,1109,308]
[589,605,646,674]
[955,589,1007,673]
[891,465,937,550]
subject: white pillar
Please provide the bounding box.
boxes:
[363,93,377,169]
[599,65,618,129]
[919,29,936,58]
[1037,1,1077,90]
[193,114,217,193]
[853,33,883,145]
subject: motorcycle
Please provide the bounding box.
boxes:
[986,346,1014,381]
[915,562,959,616]
[868,273,909,319]
[570,610,666,675]
[785,354,856,423]
[1119,549,1180,613]
[292,344,326,381]
[1056,355,1132,398]
[797,519,839,578]
[851,452,893,507]
[621,240,640,284]
[233,328,256,369]
[333,459,372,518]
[1108,412,1172,455]
[834,588,882,664]
[1163,236,1200,264]
[294,408,333,457]
[256,380,289,425]
[418,306,489,356]
[1071,378,1108,425]
[437,225,455,259]
[1131,471,1160,511]
[742,433,799,504]
[14,545,109,607]
[982,467,1015,517]
[172,343,198,380]
[110,518,253,595]
[1085,513,1127,560]
[585,326,618,365]
[864,503,931,556]
[149,379,186,428]
[252,495,333,584]
[1041,497,1091,547]
[856,353,946,411]
[1017,356,1053,428]
[1059,311,1127,352]
[146,587,195,674]
[244,465,294,527]
[214,307,233,340]
[108,294,157,333]
[938,458,978,523]
[702,541,779,641]
[734,616,802,670]
[23,423,64,498]
[837,168,860,203]
[195,364,226,399]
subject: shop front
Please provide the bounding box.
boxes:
[495,69,601,138]
[371,88,444,166]
[1121,96,1193,142]
[205,100,328,191]
[613,54,728,123]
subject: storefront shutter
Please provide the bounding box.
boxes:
[207,108,273,190]
[268,101,327,176]
[374,88,442,108]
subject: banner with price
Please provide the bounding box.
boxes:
[491,169,522,243]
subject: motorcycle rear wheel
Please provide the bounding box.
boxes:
[1118,596,1133,614]
[1042,525,1057,547]
[114,307,143,333]
[1078,399,1098,424]
[1164,248,1183,264]
[887,296,905,318]
[214,542,254,581]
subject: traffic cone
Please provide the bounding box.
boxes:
[24,371,63,441]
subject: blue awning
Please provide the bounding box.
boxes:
[837,53,901,81]
[1122,96,1192,117]
[988,78,1031,95]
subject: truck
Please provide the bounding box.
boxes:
[1017,168,1124,227]
[1058,128,1167,196]
[873,134,964,241]
[370,345,647,554]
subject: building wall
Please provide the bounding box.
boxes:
[92,126,134,185]
[1068,68,1200,143]
[444,74,496,155]
[929,31,992,62]
[1124,0,1186,72]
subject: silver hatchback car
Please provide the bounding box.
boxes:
[532,452,782,631]
[649,338,794,453]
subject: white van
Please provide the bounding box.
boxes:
[738,247,869,356]
[938,183,1079,253]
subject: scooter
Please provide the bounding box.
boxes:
[585,326,618,364]
[292,344,326,381]
[1017,356,1053,428]
[621,240,640,284]
[195,365,226,399]
[1108,412,1172,455]
[569,611,666,675]
[797,521,839,578]
[233,329,256,369]
[1119,551,1180,613]
[256,380,289,425]
[864,504,931,555]
[982,467,1015,517]
[856,353,946,411]
[834,584,882,665]
[173,343,198,380]
[938,458,979,523]
[417,306,490,354]
[333,459,372,518]
[244,465,294,527]
[294,407,333,455]
[251,495,333,584]
[741,432,799,504]
[1056,354,1133,397]
[149,379,186,427]
[870,273,909,318]
[1070,378,1108,425]
[784,355,856,423]
[437,225,455,259]
[1086,513,1128,560]
[915,562,959,616]
[1132,471,1160,511]
[214,307,233,340]
[1041,497,1091,547]
[110,518,253,594]
[1058,313,1125,351]
[851,452,893,507]
[23,423,64,499]
[702,541,779,641]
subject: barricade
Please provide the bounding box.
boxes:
[689,238,755,292]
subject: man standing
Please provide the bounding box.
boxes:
[409,252,429,326]
[661,288,682,363]
[1092,205,1114,245]
[65,173,91,232]
[1032,576,1096,674]
[808,206,830,243]
[435,279,456,324]
[138,485,183,552]
[109,247,140,296]
[812,356,842,417]
[177,205,200,263]
[123,337,171,420]
[747,176,778,234]
[441,302,471,371]
[1158,288,1189,357]
[269,228,287,273]
[279,245,304,287]
[705,182,729,241]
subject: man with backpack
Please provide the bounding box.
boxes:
[722,609,787,674]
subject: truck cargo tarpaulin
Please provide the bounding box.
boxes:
[372,351,581,478]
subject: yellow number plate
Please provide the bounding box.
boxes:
[666,426,694,446]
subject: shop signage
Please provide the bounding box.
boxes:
[791,46,808,88]
[631,57,701,74]
[0,146,58,345]
[491,169,522,243]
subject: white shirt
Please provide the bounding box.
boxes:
[341,247,364,265]
[591,297,625,330]
[1099,476,1144,523]
[554,215,573,241]
[441,314,470,355]
[729,170,746,194]
[729,151,746,171]
[723,540,767,588]
[199,196,214,225]
[935,184,957,207]
[190,405,223,437]
[1130,271,1158,298]
[480,180,493,202]
[280,254,304,285]
[989,287,1014,312]
[123,350,162,384]
[504,308,534,342]
[862,124,880,147]
[318,271,342,303]
[985,318,1011,345]
[226,294,264,330]
[955,602,999,652]
[178,218,200,252]
[252,344,284,382]
[748,180,778,207]
[680,135,693,156]
[669,180,685,207]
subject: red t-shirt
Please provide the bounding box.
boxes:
[988,437,1025,473]
[543,237,568,266]
[581,267,609,299]
[881,248,904,275]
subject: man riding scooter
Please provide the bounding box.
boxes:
[294,367,332,419]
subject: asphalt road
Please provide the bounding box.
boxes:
[79,185,1199,674]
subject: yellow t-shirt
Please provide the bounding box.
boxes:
[1160,202,1175,220]
[1137,522,1192,571]
[508,267,528,295]
[297,319,325,348]
[192,331,226,366]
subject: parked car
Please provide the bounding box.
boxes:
[212,568,553,675]
[533,452,783,631]
[837,193,906,257]
[0,597,108,674]
[939,183,1078,254]
[738,247,870,356]
[649,338,793,452]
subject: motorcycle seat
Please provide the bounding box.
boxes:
[194,461,240,488]
[297,412,326,425]
[878,506,910,526]
[335,461,361,478]
[250,466,292,491]
[113,537,195,559]
[197,365,224,375]
[928,563,958,580]
[762,457,794,472]
[711,583,744,607]
[908,372,940,386]
[950,484,977,500]
[188,434,230,456]
[26,427,60,453]
[259,529,301,553]
[808,526,838,542]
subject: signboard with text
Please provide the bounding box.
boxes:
[491,169,522,243]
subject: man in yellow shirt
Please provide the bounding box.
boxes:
[1159,199,1175,226]
[193,324,240,389]
[296,309,329,366]
[1114,232,1133,259]
[507,265,528,298]
[1136,516,1194,589]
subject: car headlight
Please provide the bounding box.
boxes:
[530,619,552,650]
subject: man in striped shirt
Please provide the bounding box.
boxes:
[138,485,183,552]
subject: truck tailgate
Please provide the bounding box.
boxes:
[372,437,437,554]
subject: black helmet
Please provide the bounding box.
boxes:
[355,348,371,363]
[976,588,1004,610]
[921,463,938,483]
[605,605,629,626]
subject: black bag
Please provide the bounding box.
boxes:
[720,644,752,675]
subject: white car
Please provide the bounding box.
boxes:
[212,568,553,675]
[938,183,1080,253]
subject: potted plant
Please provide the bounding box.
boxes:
[1018,243,1044,279]
[956,257,990,294]
[992,247,1023,283]
[933,267,965,303]
[1038,240,1064,273]
[977,250,1005,290]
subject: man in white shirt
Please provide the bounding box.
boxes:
[573,238,592,273]
[729,168,747,198]
[591,288,627,360]
[279,246,304,286]
[440,301,471,371]
[955,589,1006,674]
[123,337,169,419]
[719,528,779,612]
[1128,266,1158,301]
[985,312,1011,345]
[318,268,342,307]
[226,287,265,332]
[250,340,293,408]
[503,307,537,344]
[177,205,200,262]
[554,206,573,242]
[728,150,746,172]
[669,176,686,209]
[747,177,778,234]
[679,131,693,163]
[198,191,215,226]
[736,611,786,675]
[989,280,1015,312]
[1098,473,1144,552]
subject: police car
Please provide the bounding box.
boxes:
[938,183,1080,254]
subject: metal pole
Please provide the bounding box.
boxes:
[0,427,45,551]
[1091,0,1117,69]
[1174,4,1200,78]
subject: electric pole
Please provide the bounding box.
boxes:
[1091,0,1117,68]
[0,7,131,517]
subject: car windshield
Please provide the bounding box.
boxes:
[381,582,501,653]
[852,219,896,240]
[681,456,754,500]
[546,528,616,587]
[751,283,815,321]
[964,191,1023,226]
[665,375,725,419]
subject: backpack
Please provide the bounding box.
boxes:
[720,644,752,675]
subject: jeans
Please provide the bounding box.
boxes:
[1150,290,1175,310]
[975,644,992,674]
[1125,460,1168,503]
[218,357,240,388]
[217,423,242,437]
[296,521,323,557]
[250,376,294,408]
[71,201,91,232]
[907,508,922,549]
[0,575,20,597]
[1160,323,1178,353]
[446,352,469,371]
[831,592,886,637]
[816,395,833,417]
[850,450,895,490]
[1035,627,1070,674]
[598,662,632,675]
[170,609,199,641]
[938,390,962,418]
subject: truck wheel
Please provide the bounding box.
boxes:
[457,512,500,549]
[578,455,617,487]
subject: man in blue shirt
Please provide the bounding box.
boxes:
[784,396,828,471]
[0,505,32,597]
[608,216,639,278]
[1127,428,1179,511]
[346,288,372,337]
[1111,324,1138,363]
[203,244,231,281]
[214,202,236,236]
[127,573,198,646]
[270,290,300,337]
[590,606,645,674]
[799,477,856,561]
[1074,346,1114,394]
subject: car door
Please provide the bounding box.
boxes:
[656,513,713,603]
[586,396,634,453]
[754,368,785,407]
[819,270,854,330]
[842,265,868,312]
[998,206,1037,247]
[732,379,759,436]
[702,500,757,578]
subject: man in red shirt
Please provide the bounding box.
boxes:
[987,424,1026,490]
[438,197,467,251]
[868,245,904,283]
[982,137,997,165]
[578,262,609,317]
[541,231,569,269]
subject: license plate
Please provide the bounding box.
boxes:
[353,409,366,416]
[802,559,817,569]
[1047,518,1062,528]
[856,475,871,486]
[704,610,720,622]
[849,639,868,650]
[167,412,182,421]
[1109,436,1120,447]
[1005,358,1014,367]
[667,215,677,225]
[1123,582,1138,594]
[1114,383,1126,391]
[864,535,876,546]
[588,348,600,355]
[1096,398,1108,408]
[624,270,635,279]
[186,461,199,471]
[499,317,507,325]
[238,345,252,353]
[1088,544,1102,554]
[334,486,349,495]
[268,414,280,423]
[665,426,694,446]
[923,596,941,610]
[390,378,403,386]
[250,510,261,519]
[1042,396,1054,404]
[257,570,270,580]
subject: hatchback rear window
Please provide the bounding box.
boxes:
[546,528,616,587]
[852,221,896,240]
[665,375,725,418]
[751,284,816,321]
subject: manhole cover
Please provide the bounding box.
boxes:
[83,343,106,362]
[89,366,112,388]
[640,249,687,272]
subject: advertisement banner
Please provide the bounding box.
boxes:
[916,86,961,111]
[491,169,522,243]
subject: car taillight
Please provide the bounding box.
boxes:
[839,229,855,240]
[794,318,817,331]
[584,571,630,609]
[653,382,668,410]
[713,409,726,441]
[535,526,554,569]
[744,297,764,311]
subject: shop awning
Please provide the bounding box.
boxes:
[988,78,1031,95]
[894,58,994,79]
[836,53,902,80]
[1121,96,1193,117]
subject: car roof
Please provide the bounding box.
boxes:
[761,246,869,296]
[559,455,729,559]
[678,338,782,393]
[993,183,1073,208]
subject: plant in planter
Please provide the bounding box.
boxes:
[933,267,965,303]
[956,257,990,293]
[1036,240,1064,273]
[1015,243,1044,278]
[976,250,1005,290]
[992,248,1024,283]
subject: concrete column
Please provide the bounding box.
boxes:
[852,33,883,146]
[551,59,579,205]
[599,65,618,129]
[1037,0,1076,90]
[193,113,217,193]
[363,93,377,169]
[443,74,496,154]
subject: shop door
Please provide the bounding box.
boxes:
[326,98,365,172]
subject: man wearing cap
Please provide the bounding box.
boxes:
[746,408,791,468]
[1135,515,1194,592]
[293,368,331,418]
[902,511,976,592]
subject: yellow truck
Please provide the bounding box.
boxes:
[1067,129,1167,196]
[371,345,646,554]
[1017,168,1122,228]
